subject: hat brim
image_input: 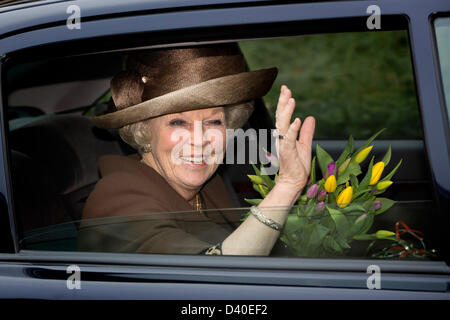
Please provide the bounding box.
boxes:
[93,67,278,129]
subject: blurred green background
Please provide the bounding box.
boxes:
[239,30,422,140]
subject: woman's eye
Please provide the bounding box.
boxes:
[169,119,223,126]
[169,119,186,126]
[208,119,223,126]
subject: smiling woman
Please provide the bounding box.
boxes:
[139,107,227,201]
[78,42,316,256]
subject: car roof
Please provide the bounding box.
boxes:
[1,0,265,12]
[0,0,278,37]
[0,0,42,9]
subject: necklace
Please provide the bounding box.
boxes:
[193,193,205,213]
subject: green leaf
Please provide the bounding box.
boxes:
[320,215,335,233]
[334,184,346,197]
[281,214,307,250]
[252,183,269,197]
[336,134,354,167]
[258,166,275,188]
[306,223,330,250]
[251,163,261,175]
[316,144,334,179]
[374,198,395,215]
[353,128,386,157]
[381,145,392,167]
[323,236,342,253]
[353,188,372,199]
[361,199,376,212]
[244,198,263,206]
[350,174,359,193]
[380,158,403,182]
[350,214,368,235]
[247,175,267,185]
[359,214,375,234]
[305,203,316,217]
[311,156,316,184]
[355,194,371,204]
[284,214,305,233]
[328,192,337,205]
[240,210,251,221]
[336,237,351,249]
[96,90,112,105]
[341,203,366,214]
[353,234,378,241]
[326,205,349,236]
[297,194,308,205]
[359,156,375,191]
[337,160,362,185]
[373,188,388,196]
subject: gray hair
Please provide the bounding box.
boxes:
[119,119,153,155]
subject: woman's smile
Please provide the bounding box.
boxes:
[178,155,207,167]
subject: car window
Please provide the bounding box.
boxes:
[434,16,450,127]
[19,200,435,259]
[240,30,421,140]
[6,54,122,119]
[4,29,443,261]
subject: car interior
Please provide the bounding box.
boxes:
[3,38,441,258]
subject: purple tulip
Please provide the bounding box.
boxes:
[317,189,327,201]
[307,174,312,185]
[327,161,336,177]
[373,201,382,211]
[265,152,279,168]
[307,184,319,199]
[315,201,325,211]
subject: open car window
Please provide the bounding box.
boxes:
[4,20,444,262]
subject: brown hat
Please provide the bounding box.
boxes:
[93,43,278,129]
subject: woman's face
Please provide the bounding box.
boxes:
[145,107,227,194]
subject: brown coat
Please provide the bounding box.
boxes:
[78,154,241,254]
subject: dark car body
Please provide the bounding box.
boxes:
[0,0,449,299]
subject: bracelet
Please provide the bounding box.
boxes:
[250,206,282,231]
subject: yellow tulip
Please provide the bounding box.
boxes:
[336,186,353,208]
[324,175,337,193]
[354,146,373,164]
[369,161,385,185]
[376,180,393,190]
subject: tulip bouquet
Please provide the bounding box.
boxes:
[244,128,403,257]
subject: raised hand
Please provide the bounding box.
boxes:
[275,85,316,193]
[221,85,316,255]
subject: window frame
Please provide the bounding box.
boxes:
[0,0,449,295]
[0,250,449,297]
[431,14,450,149]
